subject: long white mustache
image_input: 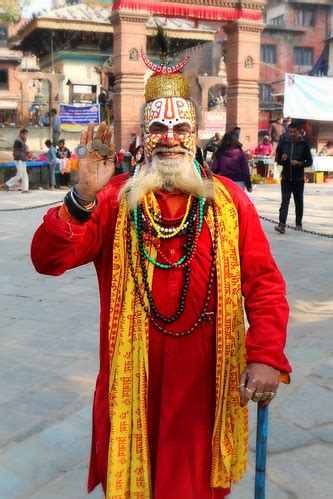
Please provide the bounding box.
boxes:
[118,149,215,211]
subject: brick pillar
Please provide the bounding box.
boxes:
[224,20,265,149]
[110,10,149,151]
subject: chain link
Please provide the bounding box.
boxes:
[259,215,333,239]
[0,199,332,238]
[0,200,62,212]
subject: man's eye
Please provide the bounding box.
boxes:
[174,127,191,134]
[149,125,167,133]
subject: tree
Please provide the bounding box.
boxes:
[0,0,30,24]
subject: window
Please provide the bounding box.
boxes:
[295,7,315,27]
[260,45,276,64]
[0,69,9,90]
[0,27,8,44]
[259,84,273,104]
[270,15,284,26]
[294,47,314,66]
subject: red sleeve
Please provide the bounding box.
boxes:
[30,178,124,276]
[217,176,291,373]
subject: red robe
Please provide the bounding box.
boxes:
[31,175,291,498]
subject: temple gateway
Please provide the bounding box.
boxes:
[13,0,266,149]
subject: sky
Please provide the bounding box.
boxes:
[22,0,53,18]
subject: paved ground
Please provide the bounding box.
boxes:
[0,184,332,499]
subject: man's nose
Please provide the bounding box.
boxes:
[161,132,180,147]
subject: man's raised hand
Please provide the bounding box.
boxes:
[75,121,116,200]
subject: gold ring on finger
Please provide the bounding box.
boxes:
[245,387,255,394]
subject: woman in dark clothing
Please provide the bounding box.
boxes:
[212,131,252,192]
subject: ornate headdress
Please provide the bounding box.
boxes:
[142,25,191,102]
[141,27,196,160]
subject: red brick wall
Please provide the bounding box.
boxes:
[0,63,21,94]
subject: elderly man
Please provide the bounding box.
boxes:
[31,48,291,499]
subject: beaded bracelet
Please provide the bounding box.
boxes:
[72,186,96,204]
[64,190,97,222]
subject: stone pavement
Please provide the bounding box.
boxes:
[0,184,332,499]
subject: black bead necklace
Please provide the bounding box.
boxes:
[126,202,219,337]
[135,200,198,323]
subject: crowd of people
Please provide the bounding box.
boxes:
[198,117,314,233]
[0,112,326,236]
[2,127,76,193]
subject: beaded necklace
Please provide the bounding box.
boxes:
[126,159,217,334]
[134,197,204,269]
[126,201,219,336]
[143,193,193,239]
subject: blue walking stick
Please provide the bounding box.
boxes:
[255,401,269,499]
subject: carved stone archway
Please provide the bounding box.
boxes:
[197,75,227,121]
[14,72,65,126]
[111,0,267,149]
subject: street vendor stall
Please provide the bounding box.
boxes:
[0,160,49,189]
[249,156,277,182]
[312,156,333,172]
[0,161,48,168]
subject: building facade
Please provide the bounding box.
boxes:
[0,0,21,125]
[12,3,215,139]
[259,0,332,128]
[11,1,266,149]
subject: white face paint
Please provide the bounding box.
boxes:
[143,97,197,159]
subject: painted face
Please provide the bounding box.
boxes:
[143,97,197,159]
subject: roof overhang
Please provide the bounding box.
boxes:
[15,18,214,43]
[15,18,113,41]
[0,55,21,63]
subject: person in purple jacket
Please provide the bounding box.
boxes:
[212,131,252,192]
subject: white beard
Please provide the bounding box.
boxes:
[118,148,215,211]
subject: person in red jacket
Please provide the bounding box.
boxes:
[31,36,291,499]
[255,135,274,157]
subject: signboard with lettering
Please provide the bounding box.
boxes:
[198,110,226,143]
[204,111,225,131]
[60,104,100,131]
[259,111,270,131]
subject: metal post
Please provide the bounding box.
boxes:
[255,402,269,499]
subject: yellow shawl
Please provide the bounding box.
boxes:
[106,178,248,498]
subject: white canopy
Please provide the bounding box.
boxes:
[283,73,333,121]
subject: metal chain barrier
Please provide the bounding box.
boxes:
[259,215,333,239]
[0,199,332,238]
[0,200,62,212]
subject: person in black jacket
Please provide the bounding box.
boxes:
[274,122,313,234]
